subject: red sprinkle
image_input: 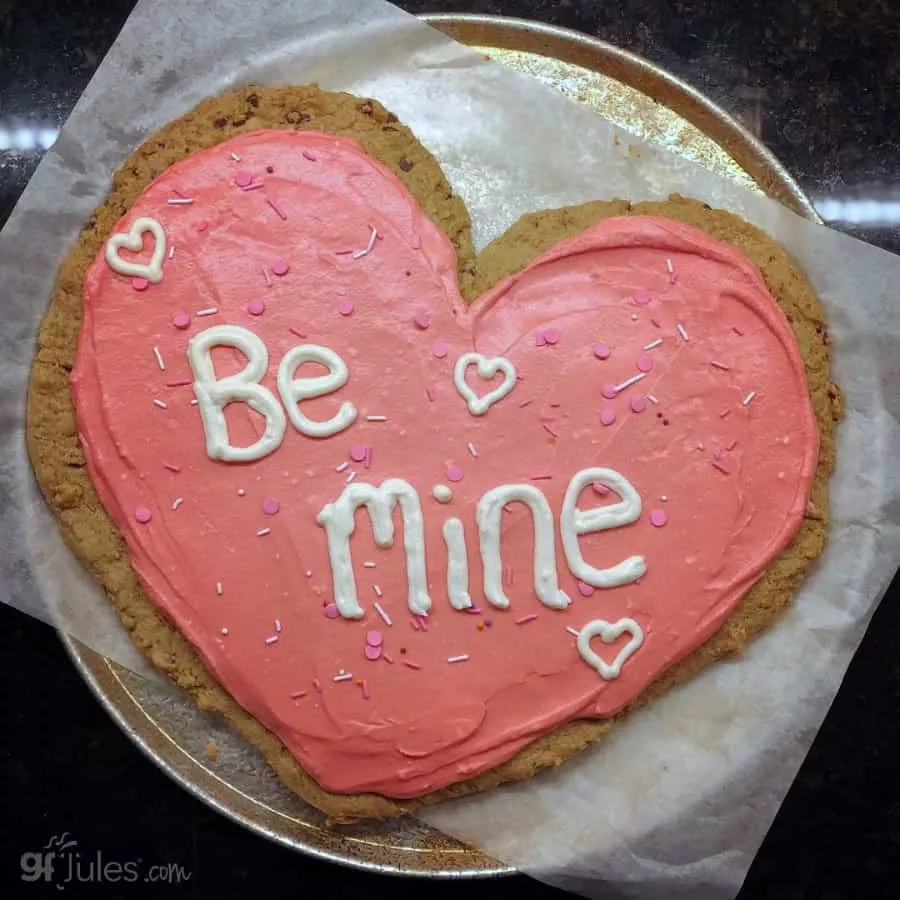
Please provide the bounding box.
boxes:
[726,440,738,451]
[530,473,553,481]
[361,680,370,700]
[302,150,317,162]
[733,326,745,336]
[313,678,322,691]
[382,652,394,664]
[410,618,421,631]
[720,409,731,419]
[290,690,307,699]
[266,197,287,220]
[592,481,610,496]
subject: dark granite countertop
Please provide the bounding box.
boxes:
[2,1,898,898]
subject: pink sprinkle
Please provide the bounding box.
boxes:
[503,566,514,587]
[602,384,618,400]
[266,198,287,220]
[710,360,730,371]
[271,257,290,276]
[247,298,265,316]
[720,408,731,419]
[519,398,534,408]
[516,613,538,625]
[338,300,354,316]
[600,408,616,426]
[172,188,188,198]
[289,327,308,339]
[650,508,668,527]
[132,277,149,292]
[636,355,654,373]
[403,660,422,670]
[543,422,558,438]
[712,459,731,475]
[593,342,611,360]
[290,690,307,699]
[630,395,647,414]
[166,378,193,387]
[302,150,317,161]
[363,446,372,469]
[727,440,738,451]
[414,312,431,330]
[530,473,553,481]
[432,340,449,359]
[195,220,209,232]
[425,386,436,402]
[163,463,181,473]
[324,603,340,619]
[410,618,421,631]
[172,313,190,330]
[366,630,383,647]
[417,615,429,631]
[382,652,394,664]
[361,680,370,700]
[542,328,560,345]
[633,289,653,306]
[447,464,464,482]
[313,678,322,691]
[651,318,661,328]
[262,267,272,287]
[262,497,280,516]
[733,326,745,336]
[577,581,595,597]
[365,645,382,661]
[350,444,369,463]
[534,332,547,347]
[235,170,253,187]
[134,506,152,524]
[592,481,610,496]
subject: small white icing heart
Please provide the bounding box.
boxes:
[453,352,517,416]
[576,618,644,680]
[104,216,166,283]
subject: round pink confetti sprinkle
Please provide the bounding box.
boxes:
[195,220,209,232]
[247,298,265,316]
[577,581,595,597]
[235,170,253,187]
[447,464,464,483]
[535,331,547,347]
[262,497,280,516]
[366,630,383,648]
[172,312,190,330]
[636,355,654,373]
[599,408,616,426]
[131,277,149,292]
[324,603,340,619]
[593,342,611,360]
[630,395,647,414]
[414,312,431,330]
[271,257,289,276]
[338,300,354,317]
[432,340,449,359]
[365,645,382,661]
[602,384,618,400]
[542,328,560,345]
[650,508,668,527]
[134,506,152,524]
[592,481,610,496]
[350,444,368,463]
[633,289,653,306]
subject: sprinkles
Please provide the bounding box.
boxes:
[403,660,422,670]
[447,655,470,664]
[335,461,350,472]
[352,225,379,259]
[515,614,538,625]
[373,584,383,598]
[742,391,757,406]
[333,672,353,682]
[710,360,730,371]
[152,346,166,371]
[171,497,184,510]
[468,441,478,458]
[290,690,307,699]
[164,463,181,473]
[612,372,647,394]
[256,527,272,537]
[266,197,287,220]
[195,307,219,317]
[265,635,279,645]
[216,581,223,595]
[367,415,388,422]
[167,197,194,205]
[643,338,663,351]
[374,602,392,626]
[566,626,581,637]
[676,323,689,341]
[153,399,168,409]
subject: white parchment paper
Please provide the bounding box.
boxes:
[1,0,899,896]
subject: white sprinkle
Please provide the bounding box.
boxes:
[346,471,357,484]
[265,635,279,645]
[171,497,183,511]
[335,461,350,473]
[710,360,730,371]
[352,225,378,259]
[167,198,194,205]
[195,306,218,317]
[237,488,246,496]
[216,581,223,595]
[305,570,312,578]
[666,257,674,274]
[263,267,272,287]
[275,618,282,633]
[221,627,229,636]
[661,495,669,501]
[230,152,242,162]
[566,626,580,637]
[643,338,663,350]
[677,323,689,341]
[366,415,388,422]
[373,584,383,598]
[333,672,353,682]
[742,390,757,406]
[447,654,469,664]
[190,399,198,406]
[168,246,175,260]
[630,313,638,321]
[153,399,168,409]
[374,602,392,626]
[152,346,165,370]
[613,372,647,393]
[646,394,659,405]
[468,441,478,458]
[363,561,377,568]
[256,527,271,536]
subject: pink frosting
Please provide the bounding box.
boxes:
[71,130,818,798]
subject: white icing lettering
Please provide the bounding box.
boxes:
[453,352,516,416]
[561,468,647,587]
[316,479,431,619]
[576,618,643,679]
[188,325,286,462]
[105,216,166,283]
[442,518,472,610]
[276,344,357,438]
[476,484,566,610]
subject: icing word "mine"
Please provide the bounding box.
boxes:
[316,468,647,620]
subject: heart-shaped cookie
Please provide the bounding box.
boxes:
[69,129,819,802]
